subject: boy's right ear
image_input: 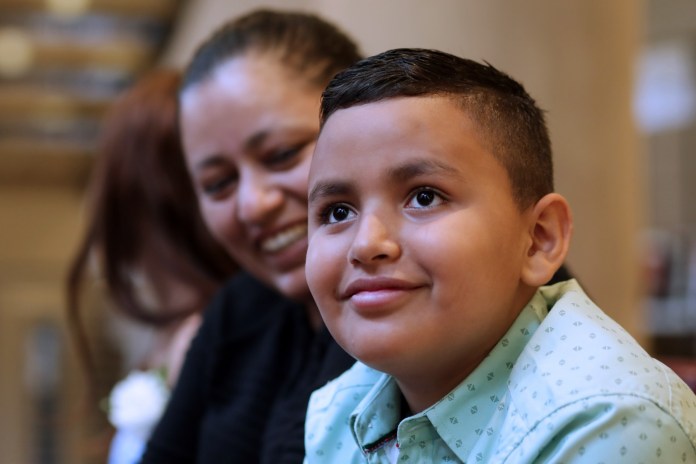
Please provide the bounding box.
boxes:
[521,193,573,287]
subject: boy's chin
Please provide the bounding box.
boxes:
[338,337,408,376]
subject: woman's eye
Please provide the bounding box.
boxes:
[201,175,236,197]
[405,188,444,209]
[270,147,299,164]
[322,204,356,224]
[268,141,311,167]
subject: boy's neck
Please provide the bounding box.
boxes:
[394,287,536,413]
[394,352,488,413]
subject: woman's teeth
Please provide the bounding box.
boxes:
[261,223,307,253]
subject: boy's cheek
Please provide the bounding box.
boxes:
[305,242,321,290]
[308,237,348,312]
[306,238,334,299]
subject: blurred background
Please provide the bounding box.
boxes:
[0,0,695,462]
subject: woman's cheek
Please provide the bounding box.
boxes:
[200,203,232,245]
[295,153,315,194]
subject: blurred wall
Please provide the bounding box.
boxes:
[0,3,180,462]
[0,186,87,462]
[163,0,646,339]
[638,0,696,352]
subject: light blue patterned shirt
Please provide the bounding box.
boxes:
[305,280,696,463]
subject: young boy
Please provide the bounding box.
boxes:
[304,48,696,463]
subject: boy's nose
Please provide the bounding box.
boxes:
[236,177,283,225]
[349,214,401,265]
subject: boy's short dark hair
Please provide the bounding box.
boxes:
[320,48,553,209]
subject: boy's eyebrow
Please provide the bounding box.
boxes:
[308,180,355,204]
[308,158,459,203]
[388,158,459,182]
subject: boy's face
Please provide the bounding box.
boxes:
[307,96,537,385]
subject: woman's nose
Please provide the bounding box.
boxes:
[349,214,401,265]
[236,176,283,225]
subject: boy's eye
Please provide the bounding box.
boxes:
[405,188,444,209]
[321,204,356,224]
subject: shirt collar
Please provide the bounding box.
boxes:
[349,373,402,453]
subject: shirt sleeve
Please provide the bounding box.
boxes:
[517,394,696,463]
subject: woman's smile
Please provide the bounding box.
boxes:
[260,221,308,253]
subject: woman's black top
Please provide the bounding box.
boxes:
[140,272,355,464]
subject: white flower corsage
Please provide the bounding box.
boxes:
[106,369,170,441]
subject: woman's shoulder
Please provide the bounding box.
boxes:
[213,271,298,314]
[201,272,303,339]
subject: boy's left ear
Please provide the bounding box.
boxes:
[521,193,573,287]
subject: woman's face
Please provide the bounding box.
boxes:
[180,55,321,303]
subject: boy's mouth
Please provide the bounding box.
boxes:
[341,277,423,300]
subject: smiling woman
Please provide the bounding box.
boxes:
[139,10,363,463]
[179,55,321,303]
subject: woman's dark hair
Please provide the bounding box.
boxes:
[181,9,362,93]
[320,48,554,209]
[66,69,236,384]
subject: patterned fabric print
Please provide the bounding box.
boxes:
[423,300,545,462]
[304,280,696,463]
[501,284,696,463]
